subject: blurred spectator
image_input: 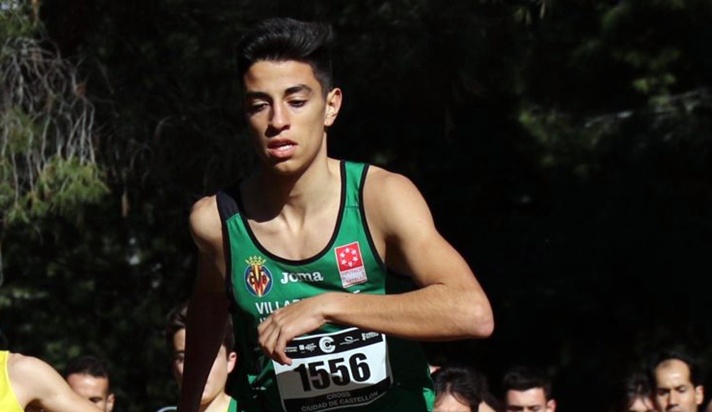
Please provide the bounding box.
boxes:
[433,364,482,412]
[165,302,238,412]
[611,370,654,412]
[501,365,556,412]
[64,355,115,412]
[648,349,703,412]
[433,363,502,412]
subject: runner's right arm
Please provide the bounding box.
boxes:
[177,196,232,412]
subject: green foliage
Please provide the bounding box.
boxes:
[0,2,37,41]
[35,156,108,216]
[1,11,107,228]
[0,107,42,154]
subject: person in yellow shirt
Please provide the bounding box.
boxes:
[1,350,101,412]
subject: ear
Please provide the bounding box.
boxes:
[695,385,704,405]
[107,392,116,412]
[227,351,238,374]
[547,398,557,412]
[324,87,342,127]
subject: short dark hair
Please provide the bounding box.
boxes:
[432,364,484,409]
[64,355,110,384]
[164,302,235,354]
[502,365,554,400]
[612,370,652,412]
[236,17,334,94]
[648,348,702,387]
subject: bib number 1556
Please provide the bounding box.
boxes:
[293,353,371,391]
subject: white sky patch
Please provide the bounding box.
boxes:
[0,0,20,11]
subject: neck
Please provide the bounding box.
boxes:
[245,157,339,221]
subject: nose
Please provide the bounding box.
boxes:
[269,103,290,131]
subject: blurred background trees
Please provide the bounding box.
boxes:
[1,0,711,410]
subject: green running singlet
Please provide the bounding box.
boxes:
[227,396,239,412]
[217,161,435,412]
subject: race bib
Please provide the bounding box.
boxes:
[273,327,392,412]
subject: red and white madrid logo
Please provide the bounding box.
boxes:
[334,241,367,288]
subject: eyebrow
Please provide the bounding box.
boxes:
[244,84,314,100]
[285,84,313,96]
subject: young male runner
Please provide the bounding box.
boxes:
[178,17,494,412]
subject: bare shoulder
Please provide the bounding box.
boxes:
[364,165,416,190]
[7,352,49,376]
[363,166,434,237]
[9,352,101,412]
[364,166,426,210]
[188,195,222,251]
[7,353,57,404]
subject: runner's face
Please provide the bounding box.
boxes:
[242,60,341,175]
[172,329,237,404]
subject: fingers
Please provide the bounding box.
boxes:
[258,318,278,353]
[258,312,293,365]
[273,333,291,365]
[256,298,327,365]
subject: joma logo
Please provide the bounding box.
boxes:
[280,272,325,284]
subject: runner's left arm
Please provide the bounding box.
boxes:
[258,168,493,365]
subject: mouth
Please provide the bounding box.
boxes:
[266,139,297,159]
[272,143,294,151]
[267,138,296,149]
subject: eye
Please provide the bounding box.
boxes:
[246,102,268,114]
[289,99,307,108]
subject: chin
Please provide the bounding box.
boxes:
[266,159,308,176]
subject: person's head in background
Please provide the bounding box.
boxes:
[612,370,654,412]
[502,365,556,412]
[433,364,483,412]
[63,355,115,412]
[164,302,237,408]
[648,349,703,412]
